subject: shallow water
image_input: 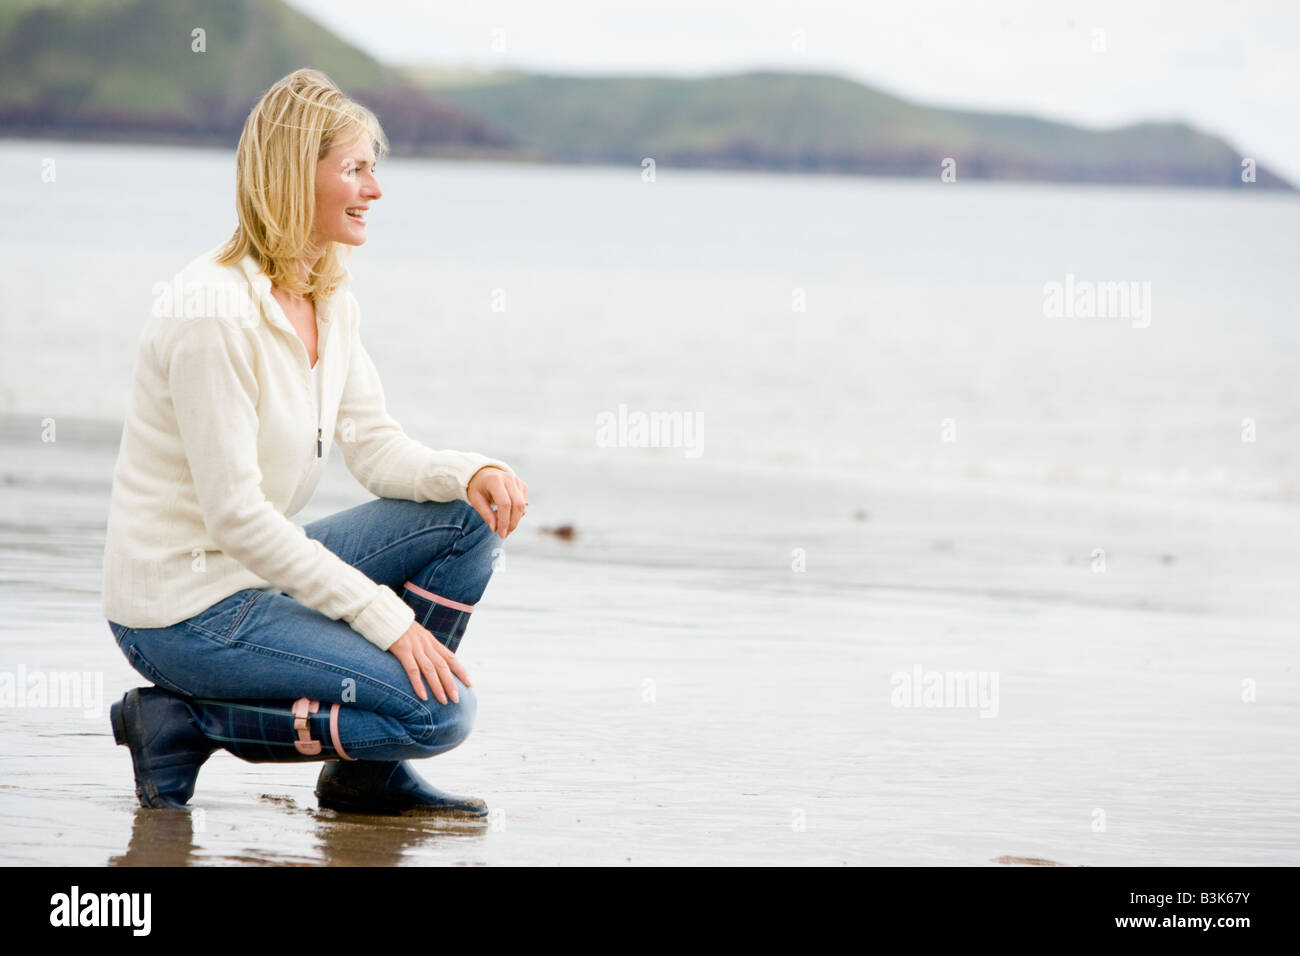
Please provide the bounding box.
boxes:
[1,418,1297,865]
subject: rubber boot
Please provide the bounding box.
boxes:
[315,760,488,818]
[110,687,216,809]
[111,687,349,810]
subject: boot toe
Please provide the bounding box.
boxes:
[315,760,488,818]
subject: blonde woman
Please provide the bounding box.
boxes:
[101,68,528,816]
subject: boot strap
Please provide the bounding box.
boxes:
[292,697,321,755]
[329,701,355,761]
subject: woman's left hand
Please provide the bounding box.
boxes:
[467,466,528,539]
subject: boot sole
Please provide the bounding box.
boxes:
[315,792,489,819]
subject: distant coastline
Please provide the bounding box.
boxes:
[0,0,1291,192]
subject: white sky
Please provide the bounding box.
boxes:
[285,0,1300,184]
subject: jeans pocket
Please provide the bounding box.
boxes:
[183,590,260,645]
[123,641,194,697]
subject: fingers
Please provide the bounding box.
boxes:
[467,482,497,534]
[490,479,514,541]
[415,647,452,705]
[489,473,528,539]
[418,624,467,704]
[390,641,429,702]
[391,629,464,705]
[504,477,527,536]
[468,468,530,539]
[430,635,472,687]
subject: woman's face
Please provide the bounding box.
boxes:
[311,128,382,249]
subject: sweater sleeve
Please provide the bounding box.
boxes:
[167,315,415,651]
[333,295,515,505]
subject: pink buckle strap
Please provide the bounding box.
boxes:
[329,702,355,761]
[403,580,475,613]
[292,697,321,755]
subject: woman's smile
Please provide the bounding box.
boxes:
[313,129,382,247]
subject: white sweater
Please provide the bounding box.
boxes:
[101,244,515,651]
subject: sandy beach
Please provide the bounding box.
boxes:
[2,413,1297,866]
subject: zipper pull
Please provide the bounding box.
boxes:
[317,427,322,458]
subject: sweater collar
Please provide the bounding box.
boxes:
[236,253,351,330]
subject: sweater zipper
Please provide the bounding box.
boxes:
[291,335,322,461]
[267,291,327,488]
[312,315,333,460]
[311,356,322,459]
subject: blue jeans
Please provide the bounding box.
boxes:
[106,497,501,761]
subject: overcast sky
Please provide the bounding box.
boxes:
[284,0,1300,184]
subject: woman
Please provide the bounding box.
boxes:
[101,68,528,817]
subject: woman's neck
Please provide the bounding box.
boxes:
[283,244,324,297]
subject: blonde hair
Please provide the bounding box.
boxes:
[216,68,389,301]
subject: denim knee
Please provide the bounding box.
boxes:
[404,679,477,754]
[452,496,502,541]
[416,496,479,533]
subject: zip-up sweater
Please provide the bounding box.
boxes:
[101,244,515,651]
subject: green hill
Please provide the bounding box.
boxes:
[404,68,1292,190]
[0,0,1289,190]
[0,0,512,153]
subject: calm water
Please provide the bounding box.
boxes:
[1,139,1297,865]
[3,137,1298,499]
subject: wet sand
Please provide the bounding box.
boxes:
[2,414,1298,865]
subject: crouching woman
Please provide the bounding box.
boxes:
[101,68,528,816]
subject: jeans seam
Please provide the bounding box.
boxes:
[125,644,195,697]
[231,590,260,633]
[400,517,494,609]
[349,738,407,749]
[182,591,261,644]
[186,638,437,738]
[346,521,468,575]
[346,732,439,749]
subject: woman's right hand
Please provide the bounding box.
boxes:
[387,620,471,704]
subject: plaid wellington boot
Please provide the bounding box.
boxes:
[400,579,473,653]
[110,686,349,810]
